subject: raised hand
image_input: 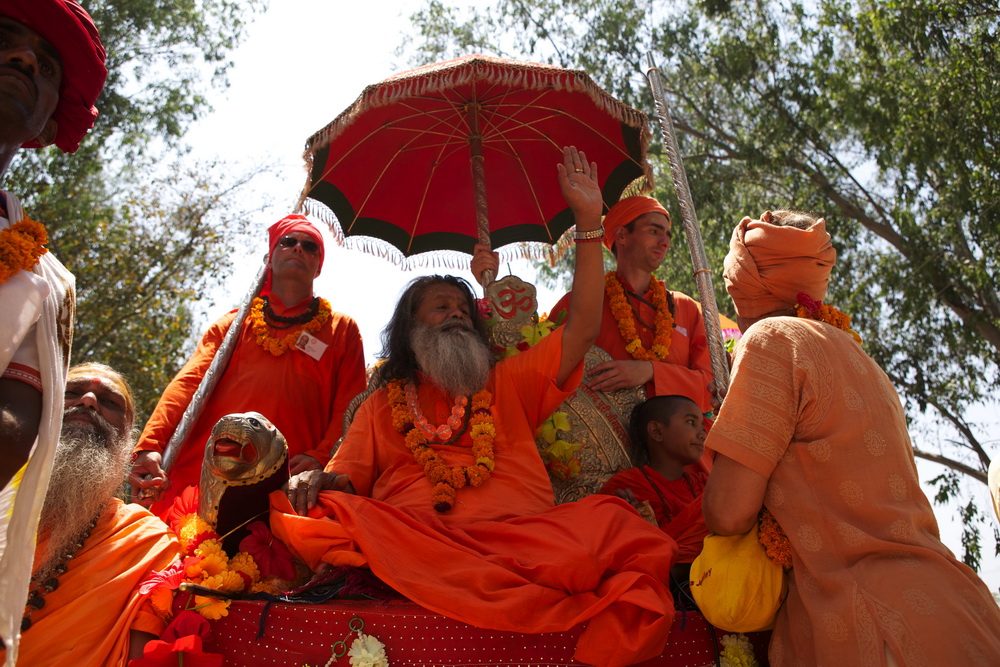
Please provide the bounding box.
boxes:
[556,145,602,221]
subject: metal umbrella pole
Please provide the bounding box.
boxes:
[644,52,731,396]
[161,258,269,473]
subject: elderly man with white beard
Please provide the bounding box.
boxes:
[271,147,681,667]
[1,363,180,666]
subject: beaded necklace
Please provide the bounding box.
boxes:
[387,380,496,512]
[405,382,468,442]
[262,296,319,329]
[248,296,332,356]
[22,512,101,631]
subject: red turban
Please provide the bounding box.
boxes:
[602,196,670,251]
[262,214,325,296]
[723,212,835,319]
[3,0,107,153]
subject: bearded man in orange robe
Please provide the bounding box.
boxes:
[1,363,180,666]
[703,209,1000,666]
[130,214,367,516]
[271,147,680,667]
[550,196,716,413]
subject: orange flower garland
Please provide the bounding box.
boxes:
[0,218,48,285]
[388,380,496,512]
[605,271,673,360]
[795,292,862,345]
[758,507,793,570]
[248,296,331,356]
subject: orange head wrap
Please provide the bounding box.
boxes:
[262,214,325,296]
[602,196,670,251]
[66,362,135,426]
[3,0,108,153]
[723,211,835,319]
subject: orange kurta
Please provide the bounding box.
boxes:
[137,297,366,516]
[271,329,679,667]
[551,279,714,412]
[599,467,709,563]
[707,317,1000,666]
[2,500,180,667]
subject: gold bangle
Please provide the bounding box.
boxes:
[575,235,603,243]
[574,225,604,241]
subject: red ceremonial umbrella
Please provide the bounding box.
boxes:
[297,54,651,268]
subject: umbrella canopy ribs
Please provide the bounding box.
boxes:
[298,55,652,268]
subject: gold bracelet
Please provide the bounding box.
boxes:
[574,225,604,241]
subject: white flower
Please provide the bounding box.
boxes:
[348,633,389,667]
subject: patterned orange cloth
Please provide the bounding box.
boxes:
[0,500,180,666]
[723,215,835,318]
[707,317,1000,665]
[270,329,679,667]
[136,298,366,516]
[601,196,669,251]
[599,467,709,563]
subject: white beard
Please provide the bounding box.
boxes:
[410,321,493,397]
[37,408,131,572]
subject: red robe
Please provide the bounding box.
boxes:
[271,329,679,667]
[136,296,366,516]
[2,500,180,666]
[551,277,714,412]
[599,467,709,563]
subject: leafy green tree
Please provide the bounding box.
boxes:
[6,0,265,422]
[402,0,1000,568]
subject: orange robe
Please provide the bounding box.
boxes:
[271,329,679,667]
[551,278,714,412]
[2,500,180,666]
[707,317,1000,666]
[599,467,709,563]
[137,296,366,516]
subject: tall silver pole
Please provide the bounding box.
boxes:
[644,52,730,395]
[161,258,269,472]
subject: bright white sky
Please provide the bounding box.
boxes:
[182,0,1000,592]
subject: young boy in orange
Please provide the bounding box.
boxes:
[600,395,710,578]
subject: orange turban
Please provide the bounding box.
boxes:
[67,363,135,424]
[723,213,835,319]
[262,214,325,296]
[602,196,670,251]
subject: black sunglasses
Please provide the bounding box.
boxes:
[277,235,320,254]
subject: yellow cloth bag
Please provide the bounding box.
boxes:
[689,521,787,632]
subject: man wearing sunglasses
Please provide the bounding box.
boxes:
[129,214,367,516]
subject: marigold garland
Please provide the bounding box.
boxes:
[758,507,793,570]
[0,218,48,285]
[174,513,275,619]
[249,296,332,356]
[605,271,673,360]
[795,292,862,345]
[388,380,495,512]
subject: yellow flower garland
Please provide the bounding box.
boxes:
[0,218,48,285]
[387,380,495,512]
[249,296,332,356]
[605,271,673,360]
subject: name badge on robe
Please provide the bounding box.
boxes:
[294,332,328,361]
